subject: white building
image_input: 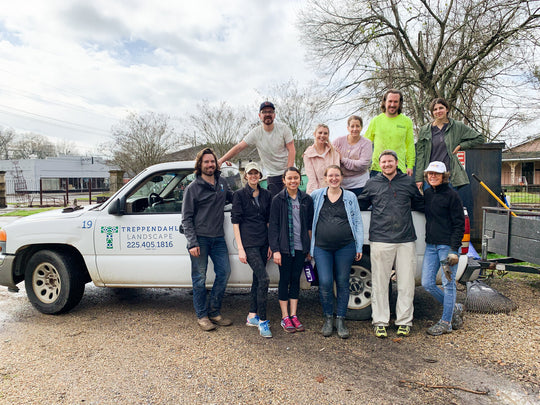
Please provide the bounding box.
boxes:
[0,156,113,194]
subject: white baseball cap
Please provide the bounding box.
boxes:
[244,161,262,175]
[424,161,447,173]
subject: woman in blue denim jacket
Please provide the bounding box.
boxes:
[310,165,363,338]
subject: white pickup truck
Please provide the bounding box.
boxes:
[0,161,480,319]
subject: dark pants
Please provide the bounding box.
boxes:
[347,187,364,197]
[278,251,305,301]
[245,246,270,321]
[266,175,284,197]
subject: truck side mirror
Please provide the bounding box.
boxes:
[108,197,126,216]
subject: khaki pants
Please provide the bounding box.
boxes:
[370,241,416,327]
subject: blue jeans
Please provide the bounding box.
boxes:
[421,243,457,323]
[190,236,231,319]
[313,242,356,317]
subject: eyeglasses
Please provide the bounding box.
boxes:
[260,110,275,115]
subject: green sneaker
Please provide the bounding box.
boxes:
[374,325,387,338]
[396,325,411,337]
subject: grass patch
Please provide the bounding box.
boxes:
[506,191,540,204]
[0,207,59,217]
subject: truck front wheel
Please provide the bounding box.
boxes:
[24,250,85,314]
[345,254,373,321]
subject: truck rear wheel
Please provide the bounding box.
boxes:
[345,255,373,321]
[24,250,85,314]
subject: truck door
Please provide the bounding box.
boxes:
[94,169,195,286]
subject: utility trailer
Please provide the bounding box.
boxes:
[480,206,540,274]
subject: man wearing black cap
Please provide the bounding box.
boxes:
[218,101,295,196]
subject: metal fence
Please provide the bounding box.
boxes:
[502,184,540,206]
[5,179,110,207]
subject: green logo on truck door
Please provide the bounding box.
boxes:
[101,226,119,249]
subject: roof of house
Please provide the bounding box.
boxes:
[502,135,540,161]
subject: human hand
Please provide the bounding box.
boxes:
[238,248,247,264]
[447,253,459,266]
[189,246,200,257]
[452,145,461,154]
[355,252,362,261]
[406,168,413,176]
[416,181,423,191]
[267,247,273,261]
[273,252,282,266]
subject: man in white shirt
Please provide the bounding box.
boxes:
[218,101,295,196]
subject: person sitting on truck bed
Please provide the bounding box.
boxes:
[421,161,465,336]
[358,150,424,339]
[181,148,234,332]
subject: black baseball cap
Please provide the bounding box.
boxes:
[259,101,275,112]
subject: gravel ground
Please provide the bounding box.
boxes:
[0,276,538,405]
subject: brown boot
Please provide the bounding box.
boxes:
[197,316,216,331]
[209,315,233,326]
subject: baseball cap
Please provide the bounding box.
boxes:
[424,161,447,173]
[244,161,262,175]
[259,101,275,111]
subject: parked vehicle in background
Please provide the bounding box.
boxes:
[0,161,480,319]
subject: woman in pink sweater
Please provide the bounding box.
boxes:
[303,124,340,194]
[332,116,373,196]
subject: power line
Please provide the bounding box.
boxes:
[0,104,111,135]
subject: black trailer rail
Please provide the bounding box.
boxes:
[480,206,540,275]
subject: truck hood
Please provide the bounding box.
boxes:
[3,205,95,229]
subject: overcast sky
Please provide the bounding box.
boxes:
[0,0,327,155]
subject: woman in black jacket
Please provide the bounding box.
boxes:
[232,162,273,338]
[421,161,465,336]
[268,167,314,333]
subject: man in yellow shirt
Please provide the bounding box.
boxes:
[364,90,415,176]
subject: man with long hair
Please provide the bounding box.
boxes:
[182,148,234,331]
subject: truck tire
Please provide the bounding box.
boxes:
[345,254,373,321]
[24,250,85,314]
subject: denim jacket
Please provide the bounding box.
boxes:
[310,187,364,255]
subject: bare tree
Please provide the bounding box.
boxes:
[11,133,56,159]
[186,100,256,158]
[55,139,79,156]
[104,112,180,176]
[259,79,331,169]
[299,0,540,141]
[0,128,15,160]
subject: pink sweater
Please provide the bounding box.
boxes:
[332,135,373,189]
[303,144,341,194]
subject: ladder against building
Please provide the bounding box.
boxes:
[11,161,28,205]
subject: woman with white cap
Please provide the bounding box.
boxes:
[421,161,465,336]
[231,162,273,338]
